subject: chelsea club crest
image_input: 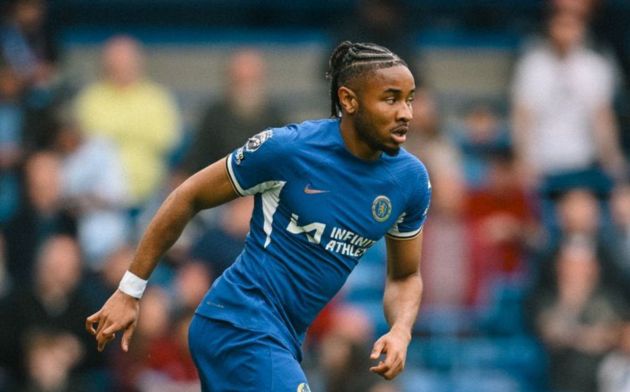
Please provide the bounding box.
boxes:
[244,129,273,152]
[372,195,392,222]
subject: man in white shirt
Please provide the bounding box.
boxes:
[511,10,626,199]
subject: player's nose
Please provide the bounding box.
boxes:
[396,102,412,123]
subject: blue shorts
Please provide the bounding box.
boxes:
[188,314,311,392]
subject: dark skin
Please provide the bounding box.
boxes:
[86,64,423,381]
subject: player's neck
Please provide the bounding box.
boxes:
[339,117,381,161]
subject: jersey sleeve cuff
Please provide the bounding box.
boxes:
[386,226,423,240]
[225,154,246,197]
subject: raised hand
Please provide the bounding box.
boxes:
[85,290,140,352]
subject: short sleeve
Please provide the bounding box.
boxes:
[387,164,431,239]
[225,128,292,196]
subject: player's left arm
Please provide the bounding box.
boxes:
[370,232,423,380]
[594,104,627,179]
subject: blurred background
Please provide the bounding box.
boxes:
[0,0,629,391]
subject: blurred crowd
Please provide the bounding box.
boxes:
[0,0,629,391]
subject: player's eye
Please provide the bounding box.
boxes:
[385,97,396,104]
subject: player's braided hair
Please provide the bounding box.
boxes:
[326,41,407,118]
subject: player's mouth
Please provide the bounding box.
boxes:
[390,126,408,144]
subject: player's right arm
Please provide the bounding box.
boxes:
[85,157,238,352]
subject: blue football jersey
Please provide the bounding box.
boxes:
[195,119,431,359]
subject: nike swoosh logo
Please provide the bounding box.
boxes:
[304,184,329,194]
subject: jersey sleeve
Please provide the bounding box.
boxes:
[225,127,292,196]
[387,163,431,239]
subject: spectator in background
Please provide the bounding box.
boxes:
[464,149,536,307]
[527,240,626,392]
[1,0,67,153]
[74,35,180,211]
[534,188,627,300]
[0,65,25,225]
[0,0,58,86]
[405,88,462,185]
[406,88,470,309]
[188,196,252,278]
[610,184,630,276]
[319,306,395,392]
[452,103,511,190]
[107,287,170,391]
[179,49,285,175]
[511,10,626,228]
[136,312,199,392]
[55,112,130,269]
[172,261,212,314]
[0,235,101,390]
[2,151,75,283]
[598,319,630,392]
[22,329,85,392]
[81,244,133,311]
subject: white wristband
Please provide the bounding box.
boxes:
[118,271,148,299]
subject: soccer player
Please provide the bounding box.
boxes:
[86,41,431,391]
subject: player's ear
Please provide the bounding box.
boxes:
[338,86,359,115]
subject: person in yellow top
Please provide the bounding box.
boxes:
[75,35,180,208]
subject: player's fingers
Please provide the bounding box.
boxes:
[101,323,120,338]
[121,323,137,352]
[97,332,116,352]
[370,339,386,360]
[383,356,403,380]
[85,311,101,335]
[95,314,110,337]
[369,361,388,376]
[383,347,399,369]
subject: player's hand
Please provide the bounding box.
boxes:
[85,290,140,352]
[369,327,411,380]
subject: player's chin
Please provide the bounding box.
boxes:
[382,143,401,157]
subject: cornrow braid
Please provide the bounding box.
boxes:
[326,41,407,118]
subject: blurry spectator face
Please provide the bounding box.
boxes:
[329,305,374,344]
[221,196,253,237]
[557,243,599,294]
[320,306,373,374]
[487,155,517,192]
[431,172,465,216]
[227,49,267,112]
[36,236,82,296]
[25,152,61,213]
[410,88,439,137]
[137,287,170,339]
[228,49,265,90]
[557,189,599,233]
[549,12,586,55]
[321,334,353,372]
[619,323,630,354]
[54,123,83,155]
[465,105,499,143]
[174,262,211,310]
[0,66,23,100]
[102,36,144,86]
[13,0,45,32]
[611,184,630,227]
[101,245,134,287]
[553,0,597,18]
[25,331,83,392]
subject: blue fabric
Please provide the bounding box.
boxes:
[195,118,431,360]
[188,315,309,392]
